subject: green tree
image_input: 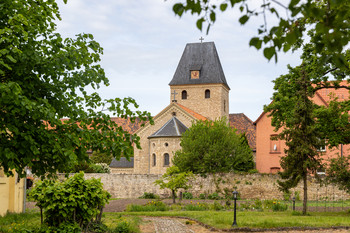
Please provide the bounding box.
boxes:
[173,119,254,176]
[265,42,349,215]
[154,166,194,203]
[266,66,323,215]
[172,0,350,68]
[90,151,114,165]
[0,1,152,178]
[327,155,350,193]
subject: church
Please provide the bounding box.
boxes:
[110,41,256,174]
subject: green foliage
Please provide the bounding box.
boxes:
[283,191,291,201]
[154,166,194,203]
[327,155,350,193]
[71,161,110,173]
[90,151,114,165]
[29,172,111,229]
[126,201,169,212]
[172,0,350,68]
[139,192,160,199]
[183,202,209,211]
[199,193,206,199]
[208,192,222,200]
[211,201,225,211]
[264,41,350,214]
[173,119,254,176]
[112,221,131,233]
[271,201,288,212]
[182,192,193,199]
[0,0,152,178]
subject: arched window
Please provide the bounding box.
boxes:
[152,154,156,166]
[205,89,210,99]
[182,90,187,99]
[164,153,170,166]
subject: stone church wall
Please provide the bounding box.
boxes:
[133,105,194,174]
[170,84,229,121]
[83,173,350,201]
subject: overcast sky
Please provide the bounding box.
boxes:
[55,0,301,121]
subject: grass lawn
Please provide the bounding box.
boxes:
[1,209,350,232]
[114,210,350,229]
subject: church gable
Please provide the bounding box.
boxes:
[132,103,203,174]
[148,117,188,139]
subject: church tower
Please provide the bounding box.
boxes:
[169,42,230,121]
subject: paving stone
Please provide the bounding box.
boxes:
[144,217,194,233]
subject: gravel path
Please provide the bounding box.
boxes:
[144,217,195,233]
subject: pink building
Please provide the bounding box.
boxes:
[255,82,350,174]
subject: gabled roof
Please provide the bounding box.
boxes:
[133,102,205,135]
[229,113,256,150]
[148,116,188,138]
[176,103,207,121]
[169,42,230,89]
[254,81,350,125]
[110,157,134,168]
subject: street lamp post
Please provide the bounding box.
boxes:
[292,196,296,211]
[232,190,238,227]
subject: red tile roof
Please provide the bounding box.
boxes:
[175,103,208,121]
[109,117,145,134]
[229,113,256,150]
[315,80,350,105]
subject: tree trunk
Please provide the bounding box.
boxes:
[40,208,43,224]
[302,173,308,215]
[172,190,176,204]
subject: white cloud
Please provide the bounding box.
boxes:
[55,0,301,121]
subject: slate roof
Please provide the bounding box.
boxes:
[110,157,134,168]
[229,113,256,150]
[148,116,188,138]
[169,42,230,89]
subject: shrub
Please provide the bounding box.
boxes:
[90,151,113,165]
[271,201,288,212]
[113,220,131,233]
[91,163,111,173]
[199,193,206,199]
[182,192,193,199]
[184,202,209,211]
[139,192,159,199]
[283,191,291,201]
[211,201,225,211]
[29,172,111,229]
[208,192,221,200]
[126,201,168,212]
[253,199,263,210]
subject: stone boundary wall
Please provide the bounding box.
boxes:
[83,173,350,201]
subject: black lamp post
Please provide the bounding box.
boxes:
[292,196,296,211]
[232,190,238,227]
